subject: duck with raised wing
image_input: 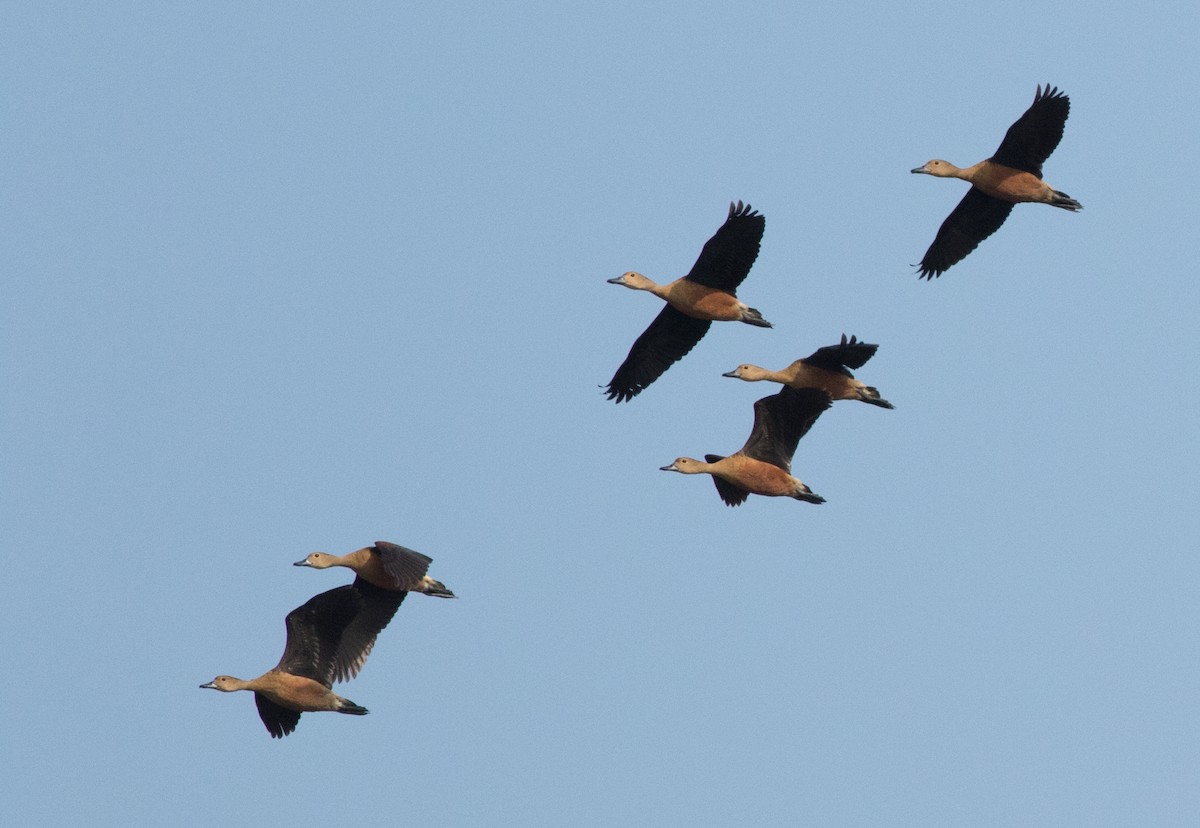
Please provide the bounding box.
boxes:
[200,585,374,738]
[660,387,832,506]
[723,334,893,409]
[606,201,771,402]
[912,84,1081,279]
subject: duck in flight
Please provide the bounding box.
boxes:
[912,84,1081,279]
[660,387,832,506]
[605,201,771,403]
[200,585,376,738]
[723,334,893,409]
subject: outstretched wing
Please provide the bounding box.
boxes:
[802,334,880,375]
[682,201,765,293]
[605,305,712,402]
[331,579,407,684]
[990,84,1070,177]
[738,388,832,471]
[276,585,363,686]
[255,692,302,739]
[916,188,1014,279]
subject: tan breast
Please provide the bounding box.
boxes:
[715,455,797,497]
[782,363,860,400]
[971,162,1055,203]
[258,672,340,712]
[664,280,742,321]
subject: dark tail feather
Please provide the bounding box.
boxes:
[1050,191,1082,211]
[337,700,369,716]
[793,491,825,504]
[741,307,773,328]
[860,387,895,409]
[424,579,457,599]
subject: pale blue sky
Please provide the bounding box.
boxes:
[4,2,1199,826]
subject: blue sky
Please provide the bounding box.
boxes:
[4,2,1199,825]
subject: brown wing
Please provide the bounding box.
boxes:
[255,692,302,739]
[738,388,832,471]
[990,84,1070,177]
[372,541,433,587]
[916,188,1015,279]
[605,305,712,402]
[802,334,879,376]
[681,201,765,292]
[704,453,750,507]
[330,579,406,684]
[276,585,363,686]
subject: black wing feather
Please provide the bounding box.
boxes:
[989,84,1070,177]
[803,334,880,375]
[276,585,364,686]
[703,453,750,507]
[682,201,765,292]
[739,388,832,471]
[372,541,433,587]
[606,306,712,402]
[916,188,1014,279]
[255,692,302,739]
[331,579,406,684]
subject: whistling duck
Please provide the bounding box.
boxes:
[660,387,832,506]
[606,201,771,402]
[912,84,1081,278]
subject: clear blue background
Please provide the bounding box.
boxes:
[4,2,1197,825]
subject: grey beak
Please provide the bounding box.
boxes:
[293,559,311,567]
[659,463,678,472]
[199,681,216,689]
[911,165,929,174]
[606,275,626,285]
[721,369,739,378]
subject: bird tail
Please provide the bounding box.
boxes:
[741,307,773,328]
[420,577,457,599]
[792,485,825,504]
[1050,191,1082,211]
[858,386,895,409]
[336,698,369,716]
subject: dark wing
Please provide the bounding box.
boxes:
[989,84,1070,177]
[802,334,880,375]
[276,585,363,686]
[605,305,712,402]
[916,188,1015,279]
[372,541,433,587]
[738,388,832,471]
[704,453,749,507]
[255,692,301,739]
[681,201,765,292]
[330,579,407,684]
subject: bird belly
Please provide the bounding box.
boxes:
[972,164,1052,203]
[665,281,742,321]
[718,458,796,497]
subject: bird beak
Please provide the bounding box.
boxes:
[659,462,679,472]
[199,681,217,689]
[293,558,312,567]
[721,369,739,378]
[606,275,626,285]
[911,164,931,175]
